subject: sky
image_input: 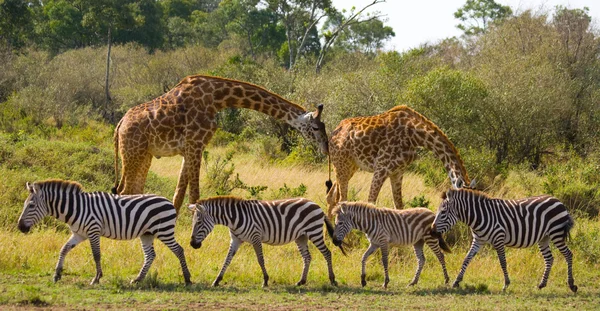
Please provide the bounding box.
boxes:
[330,0,600,52]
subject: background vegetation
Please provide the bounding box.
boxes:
[1,0,599,309]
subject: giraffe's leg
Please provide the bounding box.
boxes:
[120,152,152,195]
[157,233,192,285]
[54,233,86,282]
[493,243,510,291]
[453,239,482,288]
[213,235,243,287]
[294,235,311,286]
[389,170,404,209]
[368,165,391,204]
[425,235,450,285]
[537,236,553,290]
[88,232,103,285]
[409,240,425,286]
[133,234,156,284]
[251,239,269,287]
[326,165,356,219]
[173,157,190,213]
[360,243,379,287]
[308,229,337,286]
[551,232,577,293]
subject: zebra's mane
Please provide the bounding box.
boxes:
[332,201,398,218]
[445,188,492,200]
[196,196,249,205]
[35,179,84,194]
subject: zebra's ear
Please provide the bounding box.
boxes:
[469,179,477,188]
[26,182,35,193]
[187,204,196,212]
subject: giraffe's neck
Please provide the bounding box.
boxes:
[405,115,470,187]
[181,76,307,124]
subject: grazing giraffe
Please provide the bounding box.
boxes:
[113,75,328,213]
[325,105,470,218]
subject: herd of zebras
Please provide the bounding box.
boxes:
[17,178,577,293]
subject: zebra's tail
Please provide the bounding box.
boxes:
[324,216,347,256]
[563,214,575,242]
[429,229,452,253]
[111,118,123,195]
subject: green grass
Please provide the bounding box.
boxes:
[2,133,600,310]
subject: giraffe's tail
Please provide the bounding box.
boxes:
[325,153,333,194]
[111,118,123,194]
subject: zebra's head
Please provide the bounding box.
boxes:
[18,182,49,233]
[293,104,329,155]
[332,203,354,245]
[189,204,214,249]
[433,190,459,234]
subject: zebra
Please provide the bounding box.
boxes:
[17,179,192,285]
[432,186,577,292]
[332,201,451,288]
[188,196,345,287]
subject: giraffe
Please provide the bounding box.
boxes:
[325,105,470,218]
[113,75,328,213]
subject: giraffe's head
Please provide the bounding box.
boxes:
[295,104,329,155]
[18,182,49,233]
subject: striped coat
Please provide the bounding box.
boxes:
[332,201,451,288]
[433,188,577,292]
[189,196,344,287]
[17,179,191,285]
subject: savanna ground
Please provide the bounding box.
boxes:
[1,147,599,311]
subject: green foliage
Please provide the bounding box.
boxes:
[454,0,512,35]
[542,154,600,218]
[406,195,430,208]
[270,183,307,199]
[202,150,245,196]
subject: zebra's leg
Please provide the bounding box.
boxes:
[88,233,103,285]
[493,243,510,291]
[425,235,450,285]
[453,239,482,288]
[251,240,269,287]
[408,240,425,286]
[537,236,553,290]
[294,235,311,286]
[133,234,156,284]
[54,233,86,282]
[552,234,577,293]
[361,243,379,287]
[158,234,192,285]
[380,244,391,288]
[309,230,337,286]
[213,235,243,287]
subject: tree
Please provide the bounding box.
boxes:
[454,0,512,35]
[316,0,385,73]
[0,0,34,50]
[335,17,394,54]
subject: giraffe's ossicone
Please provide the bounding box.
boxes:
[112,75,328,213]
[326,105,470,218]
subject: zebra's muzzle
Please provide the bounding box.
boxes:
[17,221,30,234]
[190,239,202,249]
[332,238,342,247]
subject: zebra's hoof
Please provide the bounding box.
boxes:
[53,274,61,283]
[570,284,578,293]
[361,279,367,287]
[296,280,306,286]
[452,281,460,288]
[330,280,338,287]
[537,282,547,290]
[185,279,193,286]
